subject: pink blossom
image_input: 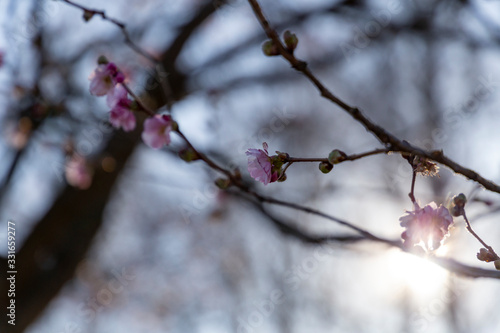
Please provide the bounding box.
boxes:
[65,155,93,190]
[246,142,279,185]
[399,202,454,251]
[89,62,125,96]
[106,84,136,131]
[141,114,173,149]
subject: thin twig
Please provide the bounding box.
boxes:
[121,83,155,116]
[175,130,234,180]
[252,192,402,247]
[59,0,174,107]
[60,0,158,63]
[280,161,293,176]
[246,0,500,195]
[172,126,396,245]
[463,211,500,260]
[62,0,500,279]
[118,79,500,279]
[409,167,417,205]
[287,148,389,163]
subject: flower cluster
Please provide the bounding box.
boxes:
[399,202,454,252]
[246,143,286,185]
[88,59,137,132]
[88,58,175,149]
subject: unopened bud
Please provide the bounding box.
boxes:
[453,193,467,207]
[215,178,231,190]
[178,147,200,162]
[450,193,467,216]
[328,149,347,164]
[495,260,500,270]
[278,173,287,182]
[283,30,298,52]
[97,55,109,65]
[262,40,279,56]
[170,120,179,132]
[319,161,333,174]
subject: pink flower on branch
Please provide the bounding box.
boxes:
[89,62,125,96]
[142,114,173,149]
[399,202,454,252]
[246,142,280,185]
[107,84,136,131]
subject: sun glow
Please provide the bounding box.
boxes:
[386,247,449,296]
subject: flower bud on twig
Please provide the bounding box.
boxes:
[319,161,333,174]
[283,30,298,52]
[278,173,287,182]
[262,40,280,56]
[178,147,200,162]
[450,193,467,216]
[328,149,347,165]
[215,178,231,190]
[97,55,109,65]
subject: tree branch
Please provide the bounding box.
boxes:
[246,0,500,195]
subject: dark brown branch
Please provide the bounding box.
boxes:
[166,111,500,279]
[246,0,500,195]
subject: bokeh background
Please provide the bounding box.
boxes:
[1,0,500,332]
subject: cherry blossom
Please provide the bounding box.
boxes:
[246,142,279,185]
[107,84,136,131]
[399,202,454,251]
[89,62,124,96]
[141,114,173,149]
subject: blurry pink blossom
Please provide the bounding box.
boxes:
[89,62,124,96]
[246,142,279,185]
[399,202,454,251]
[141,114,173,149]
[65,155,93,190]
[107,84,136,131]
